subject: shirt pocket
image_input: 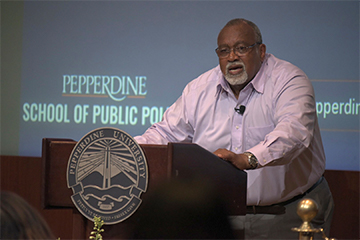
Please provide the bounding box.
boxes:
[245,124,274,149]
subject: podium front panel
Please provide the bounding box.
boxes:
[169,142,247,215]
[42,139,171,208]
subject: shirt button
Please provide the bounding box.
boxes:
[235,147,238,150]
[236,126,239,129]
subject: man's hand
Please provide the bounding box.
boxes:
[213,148,251,170]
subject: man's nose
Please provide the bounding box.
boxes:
[228,48,239,61]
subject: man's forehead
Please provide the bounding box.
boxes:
[217,41,249,48]
[217,24,255,45]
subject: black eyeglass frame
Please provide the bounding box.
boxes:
[215,42,262,58]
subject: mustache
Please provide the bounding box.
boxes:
[226,61,245,71]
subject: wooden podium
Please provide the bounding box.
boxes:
[41,138,247,239]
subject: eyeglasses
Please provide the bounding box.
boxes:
[215,42,261,58]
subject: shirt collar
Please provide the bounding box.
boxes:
[215,67,230,97]
[248,53,269,94]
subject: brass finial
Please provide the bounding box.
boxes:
[292,198,335,240]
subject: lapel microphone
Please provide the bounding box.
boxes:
[234,105,246,115]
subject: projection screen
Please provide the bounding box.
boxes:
[1,1,359,171]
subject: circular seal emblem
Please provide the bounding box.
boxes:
[66,127,148,224]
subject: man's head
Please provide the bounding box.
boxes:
[217,19,266,89]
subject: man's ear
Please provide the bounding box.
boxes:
[260,44,266,62]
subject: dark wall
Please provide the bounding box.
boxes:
[1,2,23,155]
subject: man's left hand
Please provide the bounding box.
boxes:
[214,148,251,170]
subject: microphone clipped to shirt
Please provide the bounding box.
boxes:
[234,105,246,115]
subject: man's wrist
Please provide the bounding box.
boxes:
[243,152,258,169]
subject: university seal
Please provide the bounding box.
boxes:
[66,127,148,224]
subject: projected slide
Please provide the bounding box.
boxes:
[17,1,359,171]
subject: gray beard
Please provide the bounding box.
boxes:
[224,62,248,86]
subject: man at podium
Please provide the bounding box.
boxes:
[134,18,334,239]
